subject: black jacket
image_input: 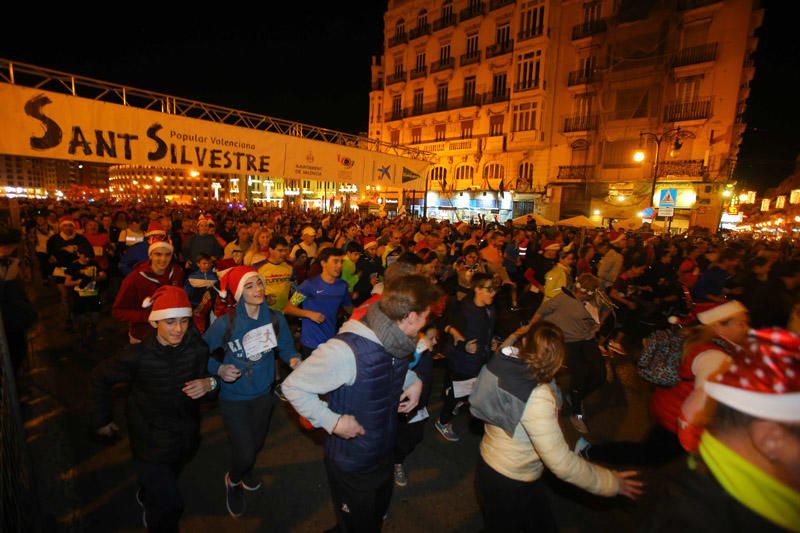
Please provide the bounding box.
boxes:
[91,327,210,464]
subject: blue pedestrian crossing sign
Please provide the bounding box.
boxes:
[659,189,677,208]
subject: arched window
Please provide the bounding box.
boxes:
[417,9,428,27]
[454,165,475,186]
[396,19,406,36]
[482,163,505,181]
[428,166,447,183]
[517,162,534,192]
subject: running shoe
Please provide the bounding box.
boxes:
[241,472,262,492]
[608,340,626,356]
[434,420,460,442]
[274,384,288,402]
[393,464,408,487]
[225,472,245,518]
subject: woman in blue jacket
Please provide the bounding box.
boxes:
[203,266,299,518]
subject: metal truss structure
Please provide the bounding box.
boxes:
[0,58,433,162]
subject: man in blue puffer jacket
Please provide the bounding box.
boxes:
[203,266,299,519]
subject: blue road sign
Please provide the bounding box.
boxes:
[659,189,677,208]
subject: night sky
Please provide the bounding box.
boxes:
[0,1,796,192]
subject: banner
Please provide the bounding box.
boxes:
[0,83,429,187]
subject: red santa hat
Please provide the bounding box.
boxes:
[697,300,748,325]
[705,328,800,422]
[541,240,561,252]
[148,238,174,256]
[59,216,76,227]
[218,266,261,302]
[142,286,192,322]
[145,221,167,237]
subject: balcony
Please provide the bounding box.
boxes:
[514,79,541,92]
[486,40,514,59]
[656,160,706,179]
[386,71,407,85]
[386,109,404,121]
[572,19,607,40]
[460,2,485,22]
[664,98,711,122]
[489,0,515,10]
[460,51,482,66]
[678,0,722,11]
[483,89,510,104]
[371,79,384,91]
[405,95,480,117]
[432,14,457,31]
[518,26,545,42]
[567,70,598,86]
[388,32,408,48]
[410,66,427,80]
[557,165,594,181]
[563,114,598,132]
[671,42,718,68]
[430,57,455,73]
[409,23,431,40]
[462,93,480,107]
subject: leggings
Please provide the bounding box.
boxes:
[565,340,606,417]
[219,393,275,484]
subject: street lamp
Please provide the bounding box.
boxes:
[633,127,694,206]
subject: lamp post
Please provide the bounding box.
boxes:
[633,127,694,207]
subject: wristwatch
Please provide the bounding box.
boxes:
[208,377,218,391]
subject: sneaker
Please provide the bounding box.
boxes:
[224,472,245,518]
[574,436,592,458]
[598,344,611,357]
[570,414,589,434]
[135,487,144,508]
[241,473,262,492]
[434,420,460,442]
[142,510,148,529]
[608,341,626,356]
[452,400,467,416]
[274,384,287,402]
[393,464,408,487]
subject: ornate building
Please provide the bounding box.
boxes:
[369,0,762,229]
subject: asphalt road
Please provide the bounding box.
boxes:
[18,281,677,532]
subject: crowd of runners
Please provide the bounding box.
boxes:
[1,198,798,532]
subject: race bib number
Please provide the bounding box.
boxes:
[241,324,278,361]
[452,378,476,399]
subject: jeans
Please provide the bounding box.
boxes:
[219,393,275,484]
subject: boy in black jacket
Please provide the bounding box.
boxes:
[91,286,217,532]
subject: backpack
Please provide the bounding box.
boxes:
[637,329,683,386]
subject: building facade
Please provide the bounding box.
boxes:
[0,155,109,199]
[369,0,762,229]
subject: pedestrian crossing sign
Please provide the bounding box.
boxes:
[659,189,677,208]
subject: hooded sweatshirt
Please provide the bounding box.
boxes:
[112,261,185,341]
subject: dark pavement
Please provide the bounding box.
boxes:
[18,281,678,532]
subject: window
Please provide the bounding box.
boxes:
[429,166,447,183]
[411,128,422,144]
[466,33,479,56]
[676,76,702,103]
[461,120,473,139]
[413,88,424,113]
[394,57,404,76]
[602,139,640,168]
[455,165,475,183]
[520,0,545,37]
[391,130,401,144]
[496,23,511,45]
[463,76,477,105]
[442,0,453,20]
[492,72,508,97]
[396,19,406,36]
[483,163,505,182]
[415,51,426,72]
[574,93,593,117]
[437,83,449,110]
[512,101,538,131]
[516,50,542,90]
[417,9,428,27]
[613,87,648,119]
[392,95,402,117]
[435,124,447,141]
[579,55,596,76]
[583,1,601,24]
[439,43,451,62]
[489,115,504,136]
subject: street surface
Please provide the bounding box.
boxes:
[20,282,676,532]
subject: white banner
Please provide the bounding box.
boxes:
[0,83,429,187]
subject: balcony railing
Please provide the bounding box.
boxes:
[563,114,598,132]
[462,93,480,106]
[483,89,510,104]
[489,0,515,10]
[371,79,384,91]
[567,70,597,86]
[388,32,408,48]
[460,51,482,66]
[514,79,541,92]
[410,66,427,80]
[664,98,711,122]
[386,109,404,121]
[432,14,457,31]
[656,160,706,178]
[386,71,407,85]
[678,0,722,11]
[409,23,431,40]
[557,165,594,181]
[671,42,718,67]
[486,40,514,59]
[572,19,607,40]
[518,26,545,42]
[405,95,477,117]
[430,57,455,73]
[460,2,485,22]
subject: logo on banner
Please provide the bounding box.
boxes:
[306,151,314,163]
[377,165,392,181]
[337,154,355,169]
[402,166,420,183]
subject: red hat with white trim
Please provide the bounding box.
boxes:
[59,216,76,227]
[697,300,748,325]
[148,239,174,256]
[142,286,192,322]
[218,266,261,302]
[145,221,167,237]
[704,328,800,423]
